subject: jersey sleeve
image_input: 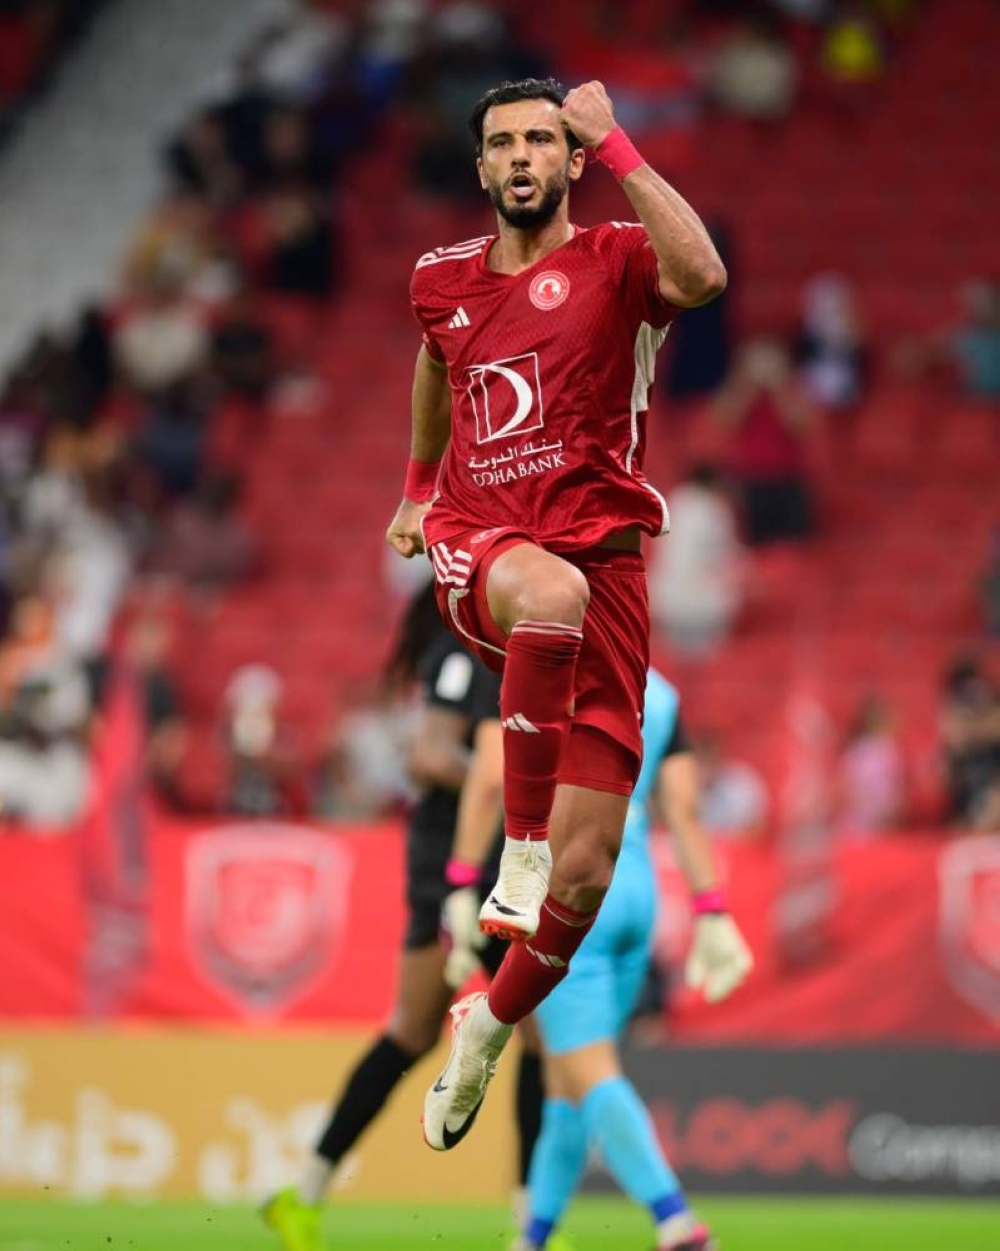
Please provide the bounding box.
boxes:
[599,222,677,330]
[409,262,446,363]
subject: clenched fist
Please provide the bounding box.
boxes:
[559,81,617,149]
[386,498,430,558]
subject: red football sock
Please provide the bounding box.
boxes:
[501,620,583,840]
[488,894,598,1024]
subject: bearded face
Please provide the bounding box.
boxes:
[486,165,571,229]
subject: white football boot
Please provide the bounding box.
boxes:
[422,991,512,1151]
[479,836,552,943]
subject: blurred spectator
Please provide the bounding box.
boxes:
[649,463,745,656]
[124,611,188,809]
[821,4,885,84]
[253,105,333,191]
[795,273,869,412]
[949,280,1000,403]
[221,663,305,817]
[259,189,337,297]
[0,595,92,827]
[707,17,798,121]
[664,219,733,400]
[165,107,244,207]
[835,693,907,837]
[408,4,539,200]
[714,338,815,546]
[152,472,258,592]
[313,683,417,820]
[132,379,209,500]
[123,193,236,304]
[42,466,134,662]
[695,731,769,837]
[114,267,210,395]
[981,529,1000,640]
[235,0,349,107]
[940,656,1000,826]
[211,289,277,401]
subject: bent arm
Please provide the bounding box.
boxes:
[621,166,727,309]
[411,346,452,466]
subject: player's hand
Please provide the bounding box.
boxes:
[560,81,617,149]
[685,913,753,1004]
[441,887,488,990]
[386,498,430,558]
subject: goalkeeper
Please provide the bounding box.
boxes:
[445,668,753,1251]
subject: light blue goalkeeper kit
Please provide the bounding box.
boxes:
[527,669,692,1249]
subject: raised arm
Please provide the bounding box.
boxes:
[560,81,727,309]
[386,346,451,558]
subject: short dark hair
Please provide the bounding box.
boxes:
[468,77,581,156]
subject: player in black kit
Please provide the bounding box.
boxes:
[264,581,543,1249]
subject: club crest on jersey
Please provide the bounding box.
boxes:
[465,351,544,443]
[529,270,570,311]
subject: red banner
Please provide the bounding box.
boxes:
[1,816,999,1041]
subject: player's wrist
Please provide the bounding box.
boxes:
[404,456,441,503]
[594,125,645,182]
[445,858,482,889]
[692,887,728,916]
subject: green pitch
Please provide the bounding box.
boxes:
[1,1197,998,1250]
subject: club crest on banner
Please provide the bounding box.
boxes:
[186,825,352,1015]
[940,836,1000,1023]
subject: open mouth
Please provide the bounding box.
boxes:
[507,173,537,200]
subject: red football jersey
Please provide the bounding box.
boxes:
[410,222,677,553]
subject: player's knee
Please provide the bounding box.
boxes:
[551,836,616,911]
[514,564,590,627]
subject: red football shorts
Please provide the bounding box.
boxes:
[428,527,649,795]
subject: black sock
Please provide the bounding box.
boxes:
[315,1034,416,1165]
[516,1048,544,1185]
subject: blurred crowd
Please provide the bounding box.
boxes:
[0,0,996,836]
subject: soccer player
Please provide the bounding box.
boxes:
[385,77,727,1150]
[262,582,549,1250]
[514,670,752,1251]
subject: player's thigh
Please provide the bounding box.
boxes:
[545,1039,622,1105]
[535,946,618,1057]
[547,781,630,898]
[386,943,453,1055]
[485,542,590,634]
[612,937,656,1038]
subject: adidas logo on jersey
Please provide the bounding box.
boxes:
[501,713,540,734]
[448,307,471,329]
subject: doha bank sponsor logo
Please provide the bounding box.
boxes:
[0,1053,335,1199]
[940,835,1000,1023]
[185,824,353,1013]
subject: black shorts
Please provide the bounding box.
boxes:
[405,820,505,976]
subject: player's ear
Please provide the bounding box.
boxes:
[476,156,488,190]
[568,146,586,182]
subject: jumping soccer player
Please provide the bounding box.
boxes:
[514,671,752,1251]
[385,77,727,1150]
[262,582,550,1249]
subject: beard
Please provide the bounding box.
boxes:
[487,167,570,228]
